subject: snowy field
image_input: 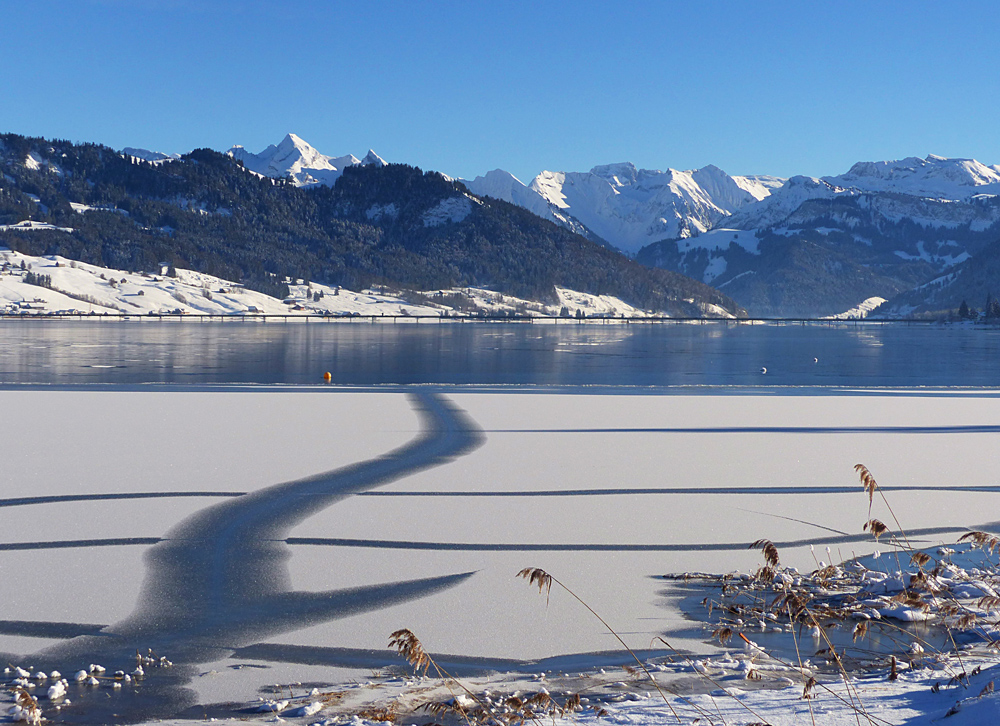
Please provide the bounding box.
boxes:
[2,388,1000,724]
[0,247,671,320]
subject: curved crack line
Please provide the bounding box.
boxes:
[16,391,484,721]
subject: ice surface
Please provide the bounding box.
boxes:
[3,388,1000,724]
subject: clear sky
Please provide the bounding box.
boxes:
[3,0,999,184]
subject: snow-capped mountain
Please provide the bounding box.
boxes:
[722,175,851,230]
[461,169,563,221]
[214,137,781,257]
[105,134,1000,316]
[724,155,1000,232]
[526,162,780,256]
[226,133,385,187]
[122,147,181,163]
[463,162,782,256]
[637,154,1000,316]
[459,169,601,242]
[827,154,1000,199]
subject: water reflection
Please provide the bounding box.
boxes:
[2,320,1000,386]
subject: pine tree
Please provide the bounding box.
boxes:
[988,294,1000,319]
[959,300,970,319]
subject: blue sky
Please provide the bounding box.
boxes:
[2,1,998,183]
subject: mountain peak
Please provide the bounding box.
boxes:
[590,162,639,185]
[523,162,770,255]
[279,133,314,152]
[696,163,727,177]
[361,149,387,167]
[226,135,382,187]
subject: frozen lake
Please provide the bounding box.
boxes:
[2,386,999,721]
[4,319,1000,386]
[3,320,1000,720]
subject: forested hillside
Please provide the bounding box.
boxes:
[0,134,741,316]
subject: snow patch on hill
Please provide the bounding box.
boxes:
[23,152,43,171]
[365,203,399,221]
[422,195,479,227]
[554,287,646,316]
[22,152,64,177]
[893,240,971,266]
[0,220,74,233]
[823,296,888,319]
[69,202,128,216]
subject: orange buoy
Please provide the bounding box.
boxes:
[323,371,332,383]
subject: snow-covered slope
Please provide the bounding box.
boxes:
[460,169,601,240]
[733,173,785,200]
[226,134,385,187]
[726,154,1000,231]
[827,154,1000,199]
[725,175,852,230]
[0,248,658,319]
[462,170,558,220]
[822,296,888,319]
[527,162,776,255]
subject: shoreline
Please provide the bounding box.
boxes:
[5,382,1000,395]
[0,311,942,325]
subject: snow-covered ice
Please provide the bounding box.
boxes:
[3,388,1000,724]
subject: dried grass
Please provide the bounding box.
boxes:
[376,462,1000,726]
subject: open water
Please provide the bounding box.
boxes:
[1,319,999,387]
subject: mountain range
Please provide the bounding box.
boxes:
[464,154,1000,317]
[0,133,737,318]
[8,130,1000,318]
[212,134,1000,317]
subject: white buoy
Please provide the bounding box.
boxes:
[760,367,767,374]
[813,357,818,363]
